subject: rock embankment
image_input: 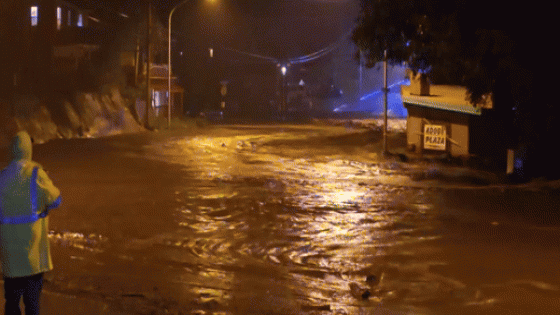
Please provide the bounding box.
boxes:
[1,87,143,147]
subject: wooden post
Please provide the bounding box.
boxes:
[507,149,515,174]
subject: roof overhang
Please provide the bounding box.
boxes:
[401,85,492,116]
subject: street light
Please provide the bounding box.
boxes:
[168,0,192,128]
[280,64,289,120]
[168,0,218,128]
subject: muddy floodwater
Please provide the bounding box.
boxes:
[9,123,560,314]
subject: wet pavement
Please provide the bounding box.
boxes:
[2,122,560,314]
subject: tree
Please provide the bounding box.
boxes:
[352,0,557,178]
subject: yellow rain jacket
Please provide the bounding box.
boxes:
[0,131,61,278]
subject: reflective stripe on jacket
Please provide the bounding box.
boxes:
[0,131,61,278]
[0,166,61,225]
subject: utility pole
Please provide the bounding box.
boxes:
[382,49,388,156]
[168,0,191,129]
[135,36,140,87]
[359,50,363,96]
[37,0,56,96]
[145,0,152,129]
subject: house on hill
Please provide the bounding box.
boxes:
[1,0,127,94]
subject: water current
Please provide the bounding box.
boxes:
[36,126,560,315]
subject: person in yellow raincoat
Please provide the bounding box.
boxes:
[0,131,61,315]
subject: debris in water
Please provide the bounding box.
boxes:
[361,290,371,299]
[301,304,331,311]
[349,282,371,300]
[122,293,145,298]
[366,274,378,286]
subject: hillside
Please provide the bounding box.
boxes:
[1,87,144,147]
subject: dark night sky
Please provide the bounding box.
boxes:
[65,0,359,59]
[227,0,359,58]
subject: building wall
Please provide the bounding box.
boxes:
[1,0,94,93]
[405,104,471,156]
[406,112,423,153]
[450,120,469,156]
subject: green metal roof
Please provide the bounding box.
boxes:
[401,85,490,116]
[402,95,482,116]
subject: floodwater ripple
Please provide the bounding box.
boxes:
[45,129,560,315]
[147,134,466,314]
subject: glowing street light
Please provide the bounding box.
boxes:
[279,64,289,120]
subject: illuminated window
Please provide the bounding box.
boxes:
[153,91,161,107]
[151,91,169,107]
[68,10,71,26]
[77,13,83,27]
[30,6,38,26]
[56,7,62,29]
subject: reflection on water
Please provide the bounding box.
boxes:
[47,130,560,315]
[139,134,466,314]
[49,231,108,254]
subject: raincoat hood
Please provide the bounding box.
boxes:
[10,131,32,161]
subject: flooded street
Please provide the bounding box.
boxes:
[16,123,560,314]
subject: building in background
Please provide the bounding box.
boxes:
[1,0,127,95]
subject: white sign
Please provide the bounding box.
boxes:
[424,124,446,151]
